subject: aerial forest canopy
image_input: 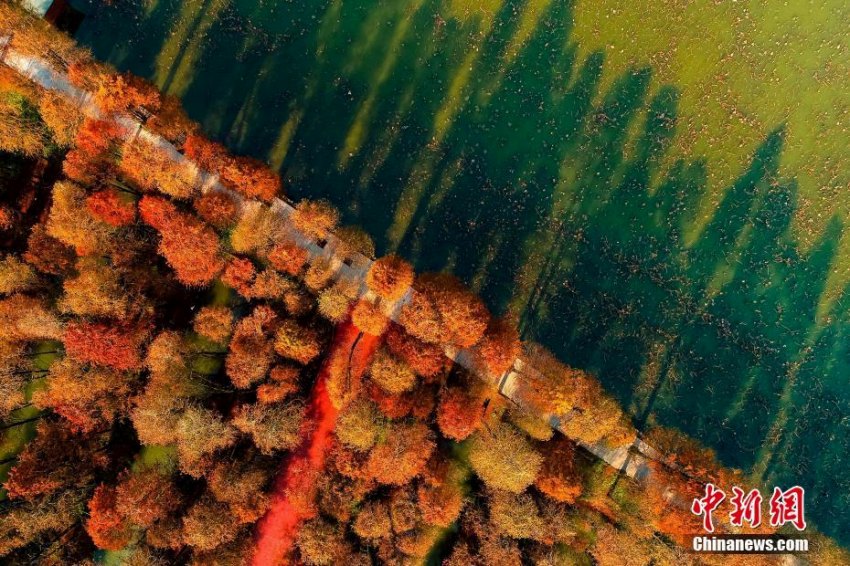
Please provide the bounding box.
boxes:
[0,2,847,565]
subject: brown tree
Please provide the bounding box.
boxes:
[352,498,392,542]
[366,422,435,486]
[535,437,583,504]
[296,518,350,566]
[335,226,375,259]
[468,422,542,493]
[5,421,108,500]
[229,202,286,256]
[0,489,84,557]
[487,489,543,541]
[366,255,414,302]
[59,257,134,319]
[231,401,304,455]
[1,2,82,64]
[24,225,75,276]
[318,285,352,322]
[115,467,182,528]
[37,89,83,147]
[182,495,241,551]
[0,294,63,343]
[335,398,386,452]
[175,405,238,477]
[303,257,336,292]
[0,78,49,156]
[351,300,389,337]
[368,348,416,394]
[193,305,234,344]
[194,190,239,229]
[207,456,272,524]
[249,269,296,301]
[273,319,322,365]
[226,306,277,389]
[86,484,133,551]
[130,384,186,447]
[507,405,554,441]
[47,180,115,256]
[120,139,199,199]
[417,459,466,528]
[290,199,339,240]
[0,255,37,295]
[33,357,135,433]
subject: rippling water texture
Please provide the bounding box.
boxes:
[71,0,850,543]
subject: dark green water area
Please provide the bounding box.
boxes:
[70,0,850,544]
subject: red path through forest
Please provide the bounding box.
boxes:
[252,320,378,566]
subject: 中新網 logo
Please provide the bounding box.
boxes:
[691,484,806,533]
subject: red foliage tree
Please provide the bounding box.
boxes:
[63,118,124,185]
[475,317,521,375]
[137,193,175,230]
[138,195,224,286]
[220,155,281,202]
[194,190,240,228]
[86,189,136,227]
[86,484,132,551]
[385,324,446,379]
[184,134,230,173]
[436,386,484,441]
[221,257,256,298]
[64,320,149,371]
[366,382,415,419]
[267,241,309,276]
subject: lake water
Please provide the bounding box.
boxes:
[70,0,850,543]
